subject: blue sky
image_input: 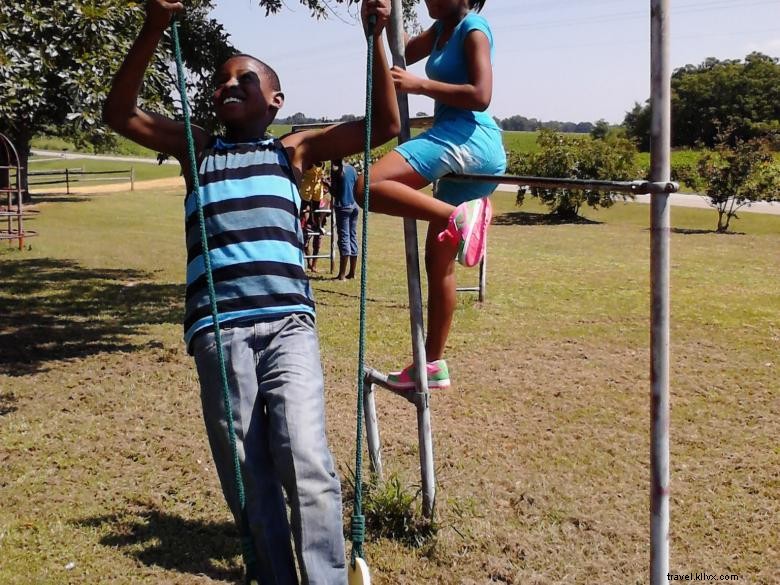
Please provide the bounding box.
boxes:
[210,0,780,124]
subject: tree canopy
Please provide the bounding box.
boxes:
[623,52,780,149]
[0,0,418,179]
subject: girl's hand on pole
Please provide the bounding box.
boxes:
[361,0,390,37]
[145,0,184,31]
[390,66,424,95]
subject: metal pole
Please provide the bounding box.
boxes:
[363,377,384,479]
[130,166,135,192]
[65,168,70,195]
[478,252,487,303]
[330,205,335,274]
[650,1,671,583]
[388,0,436,518]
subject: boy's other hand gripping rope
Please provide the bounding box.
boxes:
[170,19,259,584]
[351,12,377,577]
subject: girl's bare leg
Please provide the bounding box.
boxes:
[424,219,458,361]
[355,151,454,222]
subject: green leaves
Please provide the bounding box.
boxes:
[685,137,780,232]
[509,129,640,219]
[623,53,780,150]
[0,0,421,157]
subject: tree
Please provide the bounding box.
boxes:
[590,119,610,140]
[0,0,229,195]
[623,53,780,149]
[622,101,652,151]
[674,137,780,232]
[0,0,420,196]
[509,129,640,219]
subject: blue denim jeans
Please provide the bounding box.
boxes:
[192,313,346,585]
[334,206,358,257]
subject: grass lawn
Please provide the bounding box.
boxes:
[27,157,181,191]
[1,188,778,584]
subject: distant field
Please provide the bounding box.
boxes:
[32,134,160,159]
[27,157,181,191]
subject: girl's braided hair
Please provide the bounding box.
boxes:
[469,0,486,12]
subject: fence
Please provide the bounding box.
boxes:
[27,167,135,193]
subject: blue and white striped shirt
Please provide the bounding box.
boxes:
[183,137,314,347]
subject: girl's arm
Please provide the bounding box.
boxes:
[404,25,437,65]
[392,30,493,111]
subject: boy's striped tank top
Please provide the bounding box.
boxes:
[183,136,314,347]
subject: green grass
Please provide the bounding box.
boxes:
[1,188,778,584]
[32,134,160,158]
[27,157,181,190]
[502,130,547,153]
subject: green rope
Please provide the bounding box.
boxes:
[351,16,376,567]
[169,20,258,582]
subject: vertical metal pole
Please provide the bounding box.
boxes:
[650,1,671,583]
[330,206,335,274]
[16,166,23,251]
[363,378,384,479]
[478,251,487,303]
[65,168,70,195]
[130,167,135,192]
[388,0,436,518]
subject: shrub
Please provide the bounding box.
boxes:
[508,129,641,219]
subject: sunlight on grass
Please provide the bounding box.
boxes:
[1,189,778,584]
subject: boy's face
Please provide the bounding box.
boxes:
[212,56,283,127]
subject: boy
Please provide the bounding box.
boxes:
[330,159,360,280]
[103,1,399,584]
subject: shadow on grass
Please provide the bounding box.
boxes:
[0,391,17,415]
[0,258,183,376]
[31,194,92,203]
[670,227,745,235]
[493,211,602,226]
[314,286,408,310]
[79,505,242,583]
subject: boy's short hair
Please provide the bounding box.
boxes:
[469,0,486,11]
[227,53,282,92]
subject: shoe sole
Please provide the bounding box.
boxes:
[386,379,451,391]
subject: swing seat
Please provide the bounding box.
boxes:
[348,557,371,585]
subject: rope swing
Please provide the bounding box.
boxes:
[170,19,260,585]
[348,14,377,585]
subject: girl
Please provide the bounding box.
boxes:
[359,0,505,390]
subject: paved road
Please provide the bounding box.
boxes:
[495,183,780,216]
[31,149,178,165]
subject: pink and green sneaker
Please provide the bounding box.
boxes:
[386,359,451,391]
[437,197,492,268]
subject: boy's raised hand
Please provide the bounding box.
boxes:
[361,0,391,37]
[145,0,185,31]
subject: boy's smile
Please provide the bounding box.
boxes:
[212,56,284,138]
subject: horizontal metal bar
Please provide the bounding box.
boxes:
[28,179,66,186]
[70,176,129,183]
[291,116,433,133]
[28,168,83,176]
[442,173,679,194]
[0,230,37,238]
[456,287,480,292]
[0,211,39,217]
[67,169,131,176]
[363,367,418,405]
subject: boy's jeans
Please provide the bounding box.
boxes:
[192,313,346,585]
[335,206,359,257]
